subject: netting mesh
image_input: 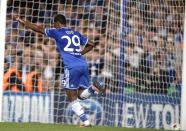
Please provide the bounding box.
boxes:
[119,0,184,129]
[2,0,185,129]
[122,0,184,94]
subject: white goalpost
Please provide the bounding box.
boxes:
[181,3,186,130]
[0,0,7,122]
[0,0,185,130]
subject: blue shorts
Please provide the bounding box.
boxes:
[62,66,90,90]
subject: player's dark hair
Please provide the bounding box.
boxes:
[54,14,66,25]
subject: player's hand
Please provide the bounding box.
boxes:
[14,16,25,25]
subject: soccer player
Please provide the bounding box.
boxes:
[16,14,105,127]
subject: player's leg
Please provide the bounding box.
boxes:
[63,68,91,127]
[65,89,78,102]
[79,84,106,100]
[66,89,90,127]
[77,88,85,98]
[78,66,105,100]
[78,66,94,100]
[77,86,97,100]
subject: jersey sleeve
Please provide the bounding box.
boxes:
[80,34,88,46]
[45,28,56,38]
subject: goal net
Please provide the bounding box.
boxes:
[2,0,185,130]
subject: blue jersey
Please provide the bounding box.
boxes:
[45,27,88,68]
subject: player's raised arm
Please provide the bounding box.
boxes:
[15,17,45,35]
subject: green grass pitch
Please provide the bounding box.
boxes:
[0,122,171,131]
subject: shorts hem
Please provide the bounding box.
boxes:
[79,84,90,89]
[64,87,78,90]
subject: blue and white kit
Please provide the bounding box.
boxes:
[45,27,90,89]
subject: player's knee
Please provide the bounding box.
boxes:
[68,95,78,102]
[67,93,78,102]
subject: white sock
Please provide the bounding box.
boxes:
[80,89,92,100]
[79,86,96,100]
[71,100,90,125]
[71,100,84,116]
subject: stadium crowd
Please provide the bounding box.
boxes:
[4,0,108,92]
[123,0,184,94]
[4,0,184,95]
